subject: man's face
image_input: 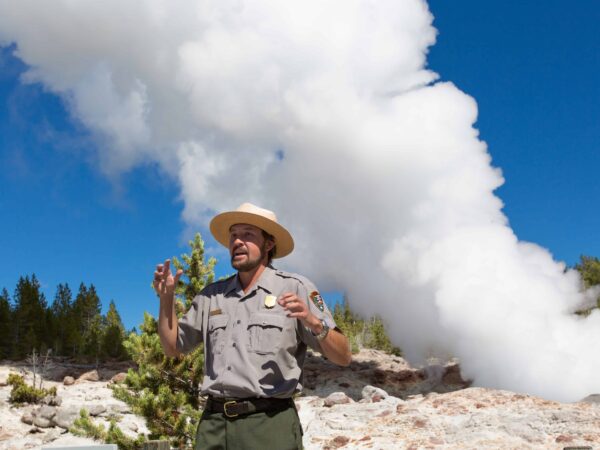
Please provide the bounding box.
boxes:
[229,223,273,272]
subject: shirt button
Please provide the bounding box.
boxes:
[232,342,236,348]
[227,366,232,371]
[237,319,241,325]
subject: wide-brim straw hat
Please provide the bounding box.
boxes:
[209,202,294,258]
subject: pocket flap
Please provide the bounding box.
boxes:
[208,314,229,331]
[248,312,285,329]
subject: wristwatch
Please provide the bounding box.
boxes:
[311,319,330,341]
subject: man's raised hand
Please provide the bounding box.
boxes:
[153,259,183,300]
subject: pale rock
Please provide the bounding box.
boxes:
[0,428,14,440]
[33,415,53,428]
[42,428,63,443]
[361,385,389,403]
[42,394,62,406]
[76,370,100,383]
[53,405,81,429]
[110,403,132,414]
[63,376,75,386]
[116,414,151,438]
[21,411,34,425]
[88,404,107,416]
[37,405,57,420]
[111,372,128,384]
[324,392,353,407]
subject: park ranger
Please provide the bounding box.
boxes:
[154,202,352,450]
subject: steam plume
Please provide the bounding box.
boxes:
[1,0,598,401]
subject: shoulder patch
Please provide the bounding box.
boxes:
[309,291,325,311]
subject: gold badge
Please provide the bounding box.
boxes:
[264,295,277,309]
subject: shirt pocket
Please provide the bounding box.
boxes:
[208,314,229,355]
[247,312,286,355]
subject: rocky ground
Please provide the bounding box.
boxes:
[1,350,599,449]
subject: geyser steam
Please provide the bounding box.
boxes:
[1,0,598,401]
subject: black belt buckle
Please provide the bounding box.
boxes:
[223,400,239,418]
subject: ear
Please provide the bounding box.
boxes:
[265,237,276,252]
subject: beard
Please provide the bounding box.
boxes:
[231,241,268,272]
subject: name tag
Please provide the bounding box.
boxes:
[209,309,222,316]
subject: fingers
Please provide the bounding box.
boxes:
[174,269,183,285]
[277,292,295,305]
[278,293,308,318]
[153,259,176,295]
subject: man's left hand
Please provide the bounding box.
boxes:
[278,292,320,331]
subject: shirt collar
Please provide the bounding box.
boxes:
[224,274,241,296]
[256,265,277,294]
[224,265,278,297]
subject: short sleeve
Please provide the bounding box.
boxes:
[296,278,337,353]
[176,295,205,354]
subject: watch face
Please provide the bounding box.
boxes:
[317,319,329,340]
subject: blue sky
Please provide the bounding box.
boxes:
[1,1,599,330]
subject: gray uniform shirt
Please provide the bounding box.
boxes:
[176,265,337,399]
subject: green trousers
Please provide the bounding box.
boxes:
[195,404,303,450]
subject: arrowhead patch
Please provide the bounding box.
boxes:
[310,291,325,312]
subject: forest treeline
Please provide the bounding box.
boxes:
[0,276,128,361]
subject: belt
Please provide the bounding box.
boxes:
[206,396,293,418]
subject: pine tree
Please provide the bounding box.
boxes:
[365,316,402,356]
[102,300,128,359]
[575,255,600,289]
[50,284,74,356]
[172,232,216,308]
[12,275,48,358]
[333,298,364,353]
[111,232,215,448]
[81,313,105,363]
[0,288,13,359]
[72,283,102,359]
[574,255,600,315]
[333,297,401,355]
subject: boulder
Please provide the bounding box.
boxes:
[323,392,353,407]
[88,404,107,416]
[42,428,63,444]
[33,415,53,428]
[111,372,128,384]
[63,376,75,386]
[53,406,81,430]
[0,429,13,441]
[76,370,100,383]
[42,395,62,406]
[37,405,57,420]
[361,385,389,403]
[21,411,34,425]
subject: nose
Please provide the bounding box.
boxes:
[230,235,244,248]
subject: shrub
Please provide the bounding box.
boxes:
[71,409,144,450]
[7,373,57,404]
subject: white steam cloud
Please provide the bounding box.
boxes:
[1,0,598,401]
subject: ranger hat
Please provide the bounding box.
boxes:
[209,202,294,258]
